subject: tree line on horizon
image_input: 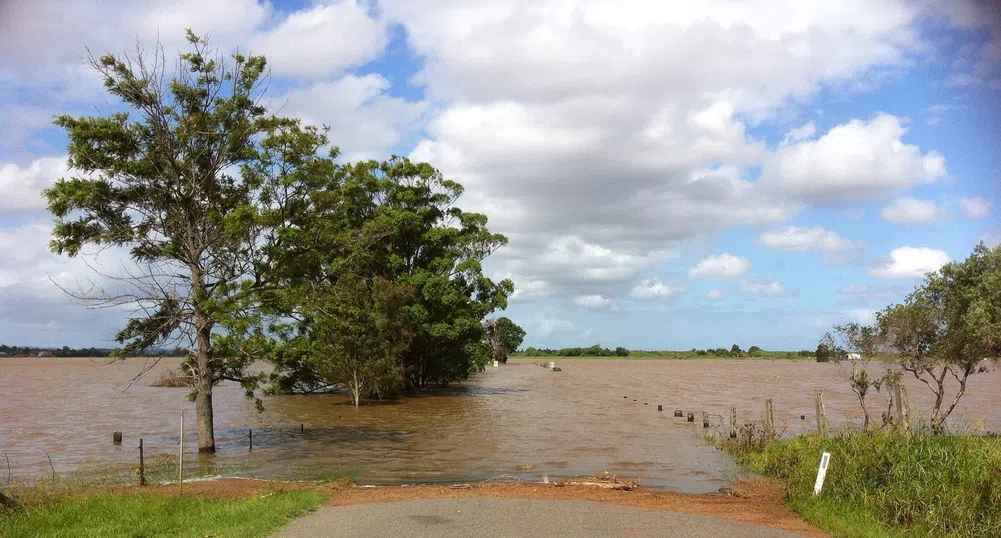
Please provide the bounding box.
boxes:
[0,345,189,358]
[42,32,523,453]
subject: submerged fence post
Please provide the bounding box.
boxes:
[249,430,253,452]
[702,411,710,429]
[138,438,145,487]
[113,432,122,445]
[730,407,737,439]
[815,391,829,438]
[4,453,9,486]
[765,399,775,438]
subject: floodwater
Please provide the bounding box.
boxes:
[1,357,999,493]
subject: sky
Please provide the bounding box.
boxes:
[0,0,999,351]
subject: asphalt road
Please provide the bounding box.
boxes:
[272,498,814,537]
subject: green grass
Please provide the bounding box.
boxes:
[720,430,1001,537]
[0,490,325,538]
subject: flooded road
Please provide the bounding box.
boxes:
[1,357,999,492]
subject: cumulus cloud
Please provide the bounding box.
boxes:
[573,294,616,310]
[249,1,387,79]
[880,197,943,224]
[869,247,950,279]
[688,254,750,279]
[759,226,863,252]
[960,196,992,219]
[279,74,429,160]
[764,114,946,201]
[628,279,685,300]
[0,157,68,215]
[739,279,791,296]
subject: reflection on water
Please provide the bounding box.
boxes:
[1,357,998,493]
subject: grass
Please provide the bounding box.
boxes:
[719,429,1001,537]
[0,489,325,538]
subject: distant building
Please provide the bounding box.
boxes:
[0,352,7,357]
[846,352,862,360]
[36,351,54,358]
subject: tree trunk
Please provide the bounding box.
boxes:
[194,311,216,453]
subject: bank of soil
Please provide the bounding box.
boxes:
[97,477,824,537]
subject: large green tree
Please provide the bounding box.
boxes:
[44,32,329,451]
[263,157,513,395]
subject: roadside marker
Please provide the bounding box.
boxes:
[813,452,831,495]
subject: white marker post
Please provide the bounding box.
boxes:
[813,452,831,495]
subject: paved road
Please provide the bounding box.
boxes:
[273,498,812,537]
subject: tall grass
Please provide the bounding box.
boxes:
[720,430,1001,537]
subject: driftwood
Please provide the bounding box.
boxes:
[553,472,637,491]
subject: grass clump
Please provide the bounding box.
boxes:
[720,430,1001,537]
[0,489,325,538]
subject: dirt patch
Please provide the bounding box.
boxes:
[319,478,824,537]
[83,477,823,536]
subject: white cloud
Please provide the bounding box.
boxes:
[759,226,863,252]
[279,74,429,159]
[764,114,946,201]
[249,1,387,79]
[573,294,616,310]
[739,279,790,296]
[838,284,872,294]
[880,197,943,224]
[688,253,750,279]
[869,247,950,279]
[960,196,992,219]
[782,122,816,144]
[0,157,68,214]
[628,279,685,300]
[947,73,982,86]
[706,288,727,301]
[526,316,575,338]
[844,308,877,324]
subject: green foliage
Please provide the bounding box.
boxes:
[260,156,513,395]
[0,490,324,538]
[722,431,1001,537]
[816,343,832,362]
[486,317,526,363]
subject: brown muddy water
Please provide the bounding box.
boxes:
[1,357,999,493]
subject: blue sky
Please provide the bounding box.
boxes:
[0,0,998,350]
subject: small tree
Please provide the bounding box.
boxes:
[748,345,762,354]
[815,343,832,362]
[730,344,742,356]
[878,242,1001,433]
[821,322,886,430]
[485,317,526,363]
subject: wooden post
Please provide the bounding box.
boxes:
[686,412,695,422]
[657,405,663,412]
[896,385,910,434]
[765,399,775,438]
[179,410,184,489]
[702,411,709,428]
[730,407,737,439]
[300,424,304,433]
[5,453,10,486]
[138,438,145,487]
[249,429,253,452]
[674,410,683,417]
[46,452,55,484]
[815,391,829,438]
[113,432,122,445]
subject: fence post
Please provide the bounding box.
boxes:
[179,411,184,490]
[897,385,910,434]
[138,438,145,487]
[730,407,737,439]
[765,399,775,438]
[4,453,9,486]
[702,411,710,429]
[249,429,253,452]
[815,390,829,438]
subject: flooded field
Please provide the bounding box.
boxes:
[1,357,999,493]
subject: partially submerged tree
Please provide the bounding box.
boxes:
[485,316,526,363]
[877,242,1001,433]
[44,32,325,451]
[821,322,886,430]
